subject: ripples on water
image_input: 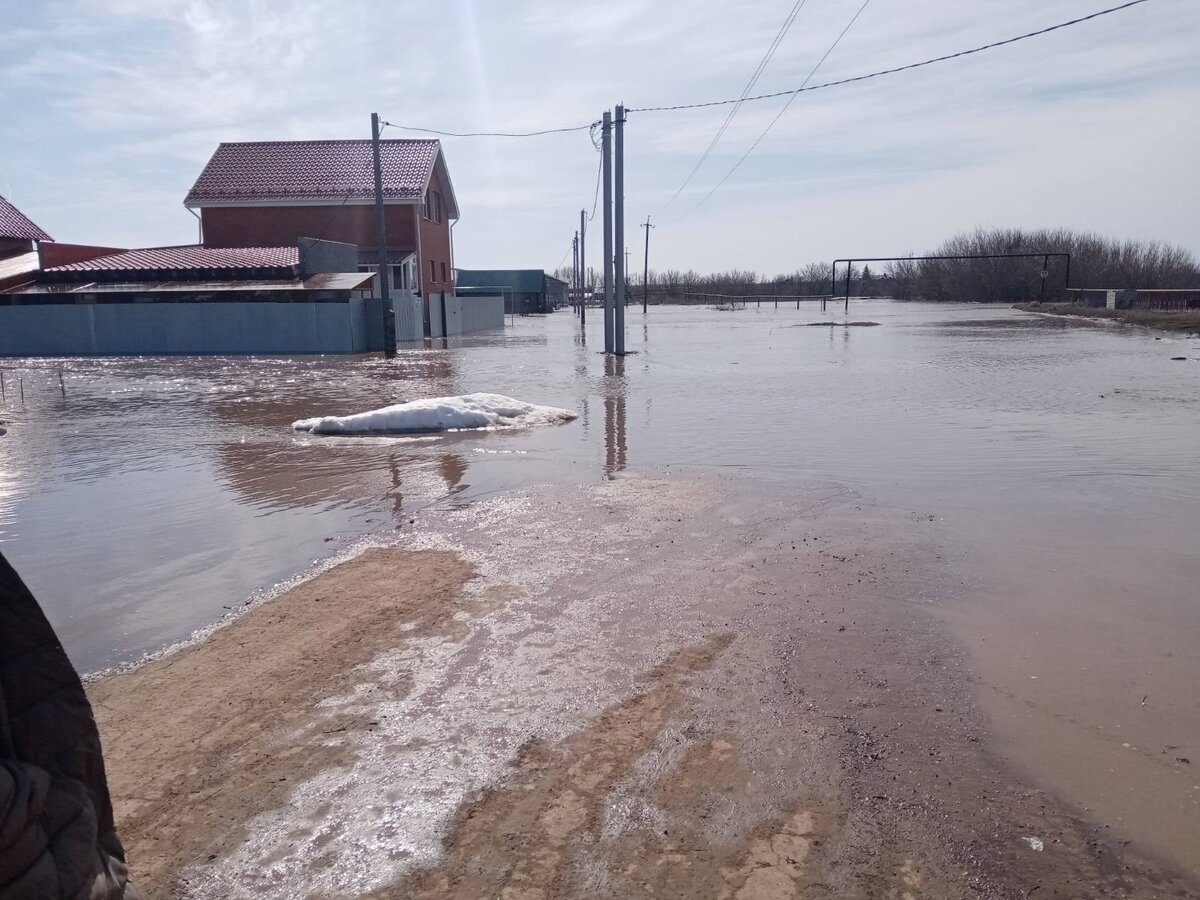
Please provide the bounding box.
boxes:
[0,302,1197,671]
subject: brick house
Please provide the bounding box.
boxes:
[184,139,459,331]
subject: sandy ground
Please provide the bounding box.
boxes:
[90,475,1200,899]
[88,548,475,899]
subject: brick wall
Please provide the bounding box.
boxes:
[201,204,418,254]
[417,165,454,292]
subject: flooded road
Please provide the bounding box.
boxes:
[2,301,1198,879]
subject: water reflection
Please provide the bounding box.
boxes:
[604,354,627,479]
[3,302,1199,673]
[438,454,468,493]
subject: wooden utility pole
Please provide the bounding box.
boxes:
[371,112,396,356]
[641,215,654,313]
[614,104,626,355]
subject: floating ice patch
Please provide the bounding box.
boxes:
[291,392,577,436]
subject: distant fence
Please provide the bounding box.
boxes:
[632,290,835,308]
[0,298,377,355]
[1067,288,1200,311]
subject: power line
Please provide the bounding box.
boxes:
[369,0,1154,242]
[381,120,594,138]
[659,0,811,213]
[630,0,1152,114]
[375,1,1153,147]
[684,0,873,215]
[555,242,572,271]
[587,150,603,222]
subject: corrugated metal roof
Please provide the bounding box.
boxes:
[456,269,548,294]
[184,140,440,205]
[45,245,299,272]
[0,194,52,241]
[11,274,369,294]
[302,272,375,290]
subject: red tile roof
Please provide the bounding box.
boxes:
[184,139,441,206]
[0,194,52,241]
[45,245,299,272]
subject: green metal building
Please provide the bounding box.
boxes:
[455,269,567,314]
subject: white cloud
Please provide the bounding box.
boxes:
[0,0,1196,268]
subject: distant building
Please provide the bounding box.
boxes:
[185,139,462,336]
[0,139,504,355]
[456,269,567,314]
[0,194,51,292]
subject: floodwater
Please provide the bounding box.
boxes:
[1,301,1198,874]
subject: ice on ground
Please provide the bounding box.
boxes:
[292,392,577,436]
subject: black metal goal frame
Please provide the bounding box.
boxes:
[830,253,1072,311]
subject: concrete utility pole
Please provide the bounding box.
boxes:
[579,209,586,326]
[371,112,396,356]
[641,215,654,314]
[602,110,614,353]
[614,104,626,355]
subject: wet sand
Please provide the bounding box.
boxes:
[90,475,1200,899]
[88,548,475,898]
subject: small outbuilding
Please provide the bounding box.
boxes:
[0,240,385,356]
[455,269,567,314]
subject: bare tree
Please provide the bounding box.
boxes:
[548,228,1197,306]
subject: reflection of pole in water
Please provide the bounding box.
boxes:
[438,453,467,493]
[605,393,615,475]
[388,455,405,519]
[604,354,627,479]
[617,385,626,472]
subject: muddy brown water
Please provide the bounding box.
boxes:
[2,301,1198,884]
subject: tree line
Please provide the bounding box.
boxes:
[552,228,1198,303]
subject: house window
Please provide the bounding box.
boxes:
[421,192,430,220]
[390,265,406,291]
[441,261,447,283]
[430,259,437,283]
[434,191,443,225]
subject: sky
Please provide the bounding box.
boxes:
[1,0,1198,277]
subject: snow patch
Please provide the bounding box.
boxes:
[291,392,577,436]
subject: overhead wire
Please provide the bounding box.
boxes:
[555,241,573,272]
[376,1,1153,143]
[629,0,1152,113]
[587,151,603,222]
[659,0,811,213]
[682,0,874,216]
[371,0,1155,240]
[381,120,594,138]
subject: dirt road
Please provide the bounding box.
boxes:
[91,475,1199,898]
